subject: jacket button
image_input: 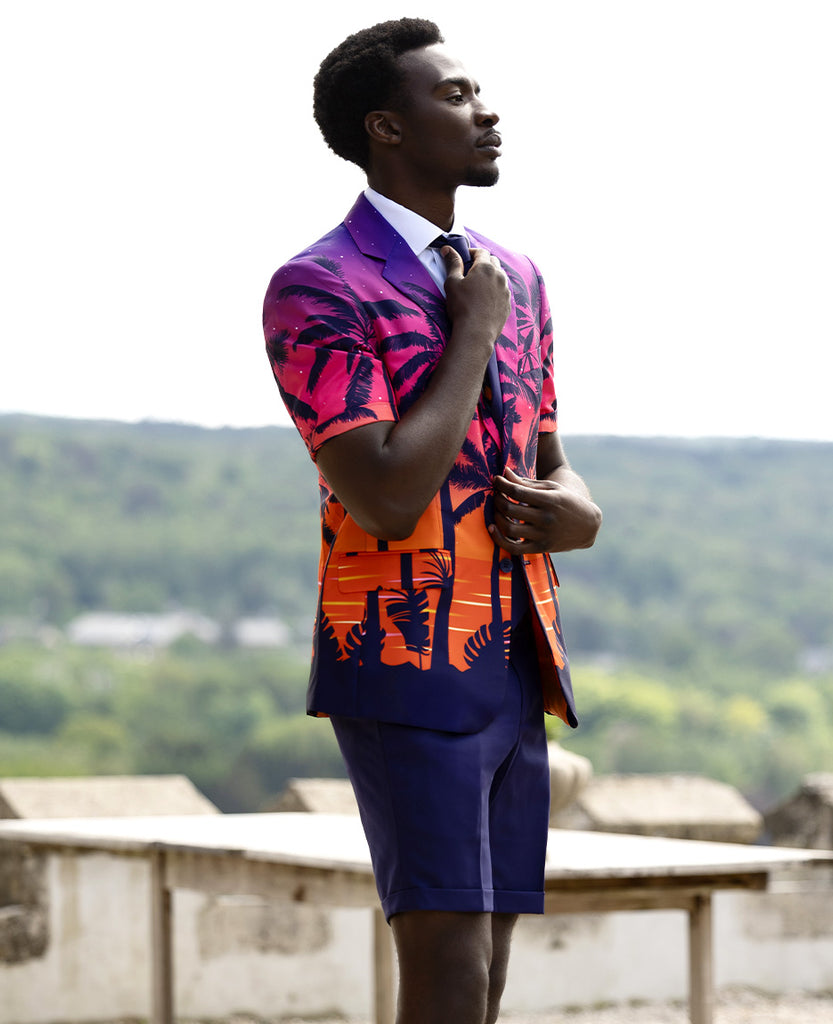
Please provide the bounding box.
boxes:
[499,558,513,574]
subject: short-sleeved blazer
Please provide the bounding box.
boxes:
[264,194,577,733]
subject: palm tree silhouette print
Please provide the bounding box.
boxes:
[386,590,431,668]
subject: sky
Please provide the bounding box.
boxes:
[2,0,832,441]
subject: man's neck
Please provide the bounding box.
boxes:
[365,176,456,233]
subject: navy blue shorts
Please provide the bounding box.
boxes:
[330,614,550,921]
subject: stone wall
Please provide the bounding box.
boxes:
[1,847,832,1023]
[1,771,831,1021]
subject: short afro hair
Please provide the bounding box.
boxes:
[313,18,444,171]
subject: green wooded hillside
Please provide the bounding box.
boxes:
[1,415,831,811]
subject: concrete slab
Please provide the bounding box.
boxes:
[765,772,833,849]
[268,777,358,814]
[553,773,762,844]
[0,775,218,819]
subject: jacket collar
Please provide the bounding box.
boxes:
[343,194,447,329]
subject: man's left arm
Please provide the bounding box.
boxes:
[490,431,602,554]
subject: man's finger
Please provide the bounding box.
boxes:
[440,246,465,276]
[489,521,534,552]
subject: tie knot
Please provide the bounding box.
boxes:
[429,234,472,271]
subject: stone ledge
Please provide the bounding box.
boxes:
[553,773,762,844]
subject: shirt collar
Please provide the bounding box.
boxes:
[364,187,466,255]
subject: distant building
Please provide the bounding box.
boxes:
[231,617,291,648]
[64,611,292,650]
[66,610,221,649]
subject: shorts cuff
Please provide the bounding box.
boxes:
[382,887,544,921]
[493,889,544,915]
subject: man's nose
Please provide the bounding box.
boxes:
[475,102,500,127]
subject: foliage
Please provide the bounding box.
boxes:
[557,662,833,809]
[555,435,833,676]
[0,416,321,630]
[1,416,832,811]
[0,641,340,811]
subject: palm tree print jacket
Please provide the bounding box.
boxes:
[263,195,577,733]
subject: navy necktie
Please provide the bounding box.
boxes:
[429,234,503,421]
[430,233,473,273]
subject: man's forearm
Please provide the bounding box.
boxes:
[316,322,493,540]
[544,462,594,501]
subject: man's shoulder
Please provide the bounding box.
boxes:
[466,227,540,277]
[278,221,352,272]
[264,221,361,305]
[461,227,540,286]
[466,229,548,316]
[266,193,393,292]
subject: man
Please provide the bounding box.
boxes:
[263,18,601,1024]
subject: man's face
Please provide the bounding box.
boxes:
[389,44,502,190]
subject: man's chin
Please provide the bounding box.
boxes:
[463,165,500,188]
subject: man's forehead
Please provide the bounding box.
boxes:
[397,44,479,93]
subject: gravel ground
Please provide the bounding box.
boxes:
[92,990,833,1023]
[495,988,833,1022]
[220,987,833,1024]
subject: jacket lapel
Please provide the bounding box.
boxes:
[343,194,448,334]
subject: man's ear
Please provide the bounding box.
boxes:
[364,110,402,147]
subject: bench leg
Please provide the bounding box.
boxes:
[149,851,174,1024]
[688,893,714,1024]
[373,907,395,1024]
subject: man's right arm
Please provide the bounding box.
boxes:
[315,247,510,540]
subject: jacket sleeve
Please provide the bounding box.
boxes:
[263,257,398,457]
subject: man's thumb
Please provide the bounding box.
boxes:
[441,245,466,277]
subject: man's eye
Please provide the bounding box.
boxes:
[448,94,464,104]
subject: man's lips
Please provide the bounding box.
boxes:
[476,131,502,153]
